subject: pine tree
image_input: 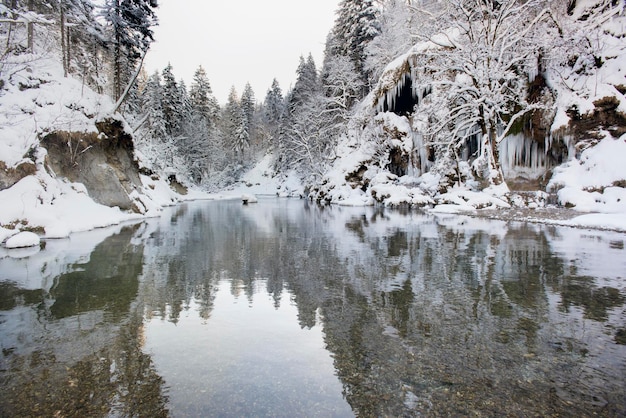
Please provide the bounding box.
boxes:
[189,66,219,126]
[241,82,255,133]
[332,0,380,89]
[224,86,248,162]
[161,62,182,136]
[102,0,158,100]
[263,78,284,150]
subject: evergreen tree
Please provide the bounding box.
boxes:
[331,0,380,89]
[263,78,284,126]
[161,62,182,136]
[177,79,192,126]
[224,86,248,162]
[263,78,284,150]
[189,66,219,126]
[102,0,158,100]
[143,71,166,141]
[289,54,319,109]
[241,82,255,133]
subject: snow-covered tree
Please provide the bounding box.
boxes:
[136,70,178,172]
[101,0,158,100]
[322,53,363,117]
[189,65,219,126]
[262,78,284,150]
[278,54,341,177]
[161,62,182,136]
[263,78,284,124]
[241,82,255,137]
[364,0,417,84]
[415,0,560,186]
[224,86,248,162]
[331,0,380,88]
[289,54,319,108]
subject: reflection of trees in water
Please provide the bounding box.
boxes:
[327,215,625,416]
[0,226,168,417]
[135,201,626,416]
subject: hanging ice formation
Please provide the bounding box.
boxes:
[498,133,559,179]
[408,130,431,177]
[374,59,431,115]
[376,77,432,114]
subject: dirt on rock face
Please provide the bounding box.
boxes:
[0,160,37,191]
[41,118,143,212]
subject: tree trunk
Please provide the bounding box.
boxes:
[27,0,34,52]
[488,126,504,185]
[60,1,67,77]
[5,0,18,51]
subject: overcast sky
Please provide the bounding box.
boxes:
[145,0,340,104]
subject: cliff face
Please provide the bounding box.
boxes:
[40,118,143,212]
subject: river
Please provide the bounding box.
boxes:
[1,198,625,416]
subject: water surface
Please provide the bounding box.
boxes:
[1,198,625,416]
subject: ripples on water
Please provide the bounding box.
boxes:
[0,198,625,416]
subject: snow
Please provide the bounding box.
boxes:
[241,193,258,204]
[223,153,305,198]
[4,231,40,249]
[548,135,626,215]
[2,3,626,246]
[0,43,221,243]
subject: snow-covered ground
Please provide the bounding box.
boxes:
[221,153,305,199]
[0,54,217,245]
[2,3,626,249]
[3,137,625,251]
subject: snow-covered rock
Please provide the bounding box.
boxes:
[548,135,626,213]
[241,193,258,204]
[5,231,40,249]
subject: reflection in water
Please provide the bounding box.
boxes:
[1,199,625,416]
[0,225,168,417]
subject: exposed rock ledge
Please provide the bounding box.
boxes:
[40,118,146,212]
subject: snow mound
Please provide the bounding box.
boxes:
[5,231,40,249]
[436,187,511,210]
[548,136,626,213]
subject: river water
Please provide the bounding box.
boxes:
[1,198,625,416]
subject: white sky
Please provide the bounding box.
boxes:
[145,0,340,105]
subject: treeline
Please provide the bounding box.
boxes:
[3,0,621,192]
[133,0,381,188]
[1,0,383,189]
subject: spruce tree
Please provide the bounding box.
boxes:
[161,62,181,136]
[290,54,319,109]
[102,0,158,100]
[332,0,380,90]
[225,86,248,162]
[263,78,284,126]
[263,78,284,150]
[142,71,167,151]
[241,82,256,138]
[189,66,219,126]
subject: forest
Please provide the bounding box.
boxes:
[1,0,626,217]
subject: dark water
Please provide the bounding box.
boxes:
[1,198,625,417]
